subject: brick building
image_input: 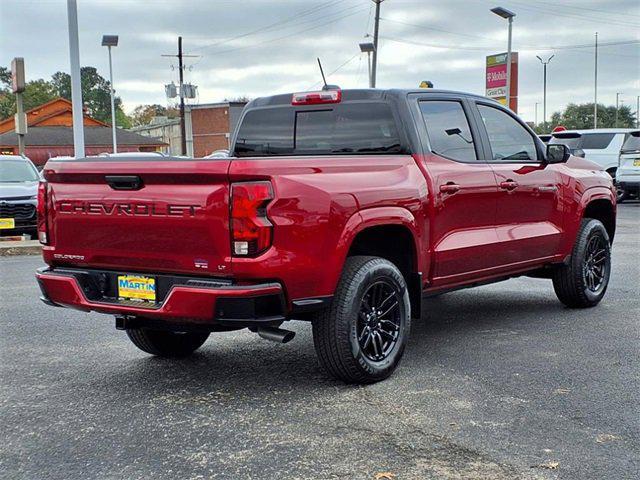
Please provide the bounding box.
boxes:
[185,101,246,157]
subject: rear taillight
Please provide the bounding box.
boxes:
[37,181,48,244]
[231,181,274,256]
[292,89,341,105]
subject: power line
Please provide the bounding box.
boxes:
[479,0,640,28]
[196,6,370,59]
[189,0,347,53]
[380,34,639,53]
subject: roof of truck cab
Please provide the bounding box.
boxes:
[246,88,495,108]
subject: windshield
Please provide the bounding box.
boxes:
[0,160,39,182]
[621,132,640,153]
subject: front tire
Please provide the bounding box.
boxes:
[312,256,411,384]
[126,328,209,358]
[552,219,611,308]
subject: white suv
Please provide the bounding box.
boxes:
[549,128,636,178]
[617,130,640,202]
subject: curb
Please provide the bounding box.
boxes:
[0,242,42,257]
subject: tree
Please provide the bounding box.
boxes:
[50,66,130,127]
[130,104,179,126]
[0,65,131,127]
[548,103,635,131]
[0,70,57,121]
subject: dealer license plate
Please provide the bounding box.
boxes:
[0,218,15,229]
[117,275,156,302]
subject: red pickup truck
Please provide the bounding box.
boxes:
[36,88,616,383]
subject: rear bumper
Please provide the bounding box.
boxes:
[36,267,286,325]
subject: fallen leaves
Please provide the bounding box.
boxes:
[596,433,620,443]
[374,473,397,480]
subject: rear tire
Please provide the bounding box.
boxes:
[126,328,209,358]
[552,219,611,308]
[312,256,411,384]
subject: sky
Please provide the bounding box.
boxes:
[1,0,639,124]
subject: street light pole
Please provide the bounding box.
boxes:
[594,32,598,128]
[102,35,119,153]
[637,96,640,129]
[536,55,554,127]
[371,0,383,88]
[506,15,513,109]
[66,0,84,158]
[535,102,539,126]
[491,7,516,111]
[615,92,622,127]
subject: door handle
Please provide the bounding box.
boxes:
[440,182,460,194]
[499,180,518,191]
[105,175,144,191]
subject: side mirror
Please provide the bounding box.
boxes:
[546,144,570,164]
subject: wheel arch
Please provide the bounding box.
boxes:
[338,207,423,318]
[581,192,616,243]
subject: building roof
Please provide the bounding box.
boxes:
[0,97,107,134]
[0,126,166,147]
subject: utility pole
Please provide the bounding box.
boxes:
[162,37,197,155]
[371,0,383,88]
[615,93,622,128]
[534,102,539,126]
[594,32,598,128]
[536,55,553,127]
[637,96,639,129]
[66,0,85,158]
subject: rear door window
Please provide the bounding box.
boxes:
[234,102,402,157]
[418,101,477,162]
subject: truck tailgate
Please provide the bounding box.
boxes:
[43,158,233,276]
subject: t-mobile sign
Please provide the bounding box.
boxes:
[486,52,518,112]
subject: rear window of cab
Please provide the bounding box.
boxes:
[233,102,403,157]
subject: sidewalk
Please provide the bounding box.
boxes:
[0,240,42,256]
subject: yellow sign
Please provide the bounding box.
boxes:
[0,218,16,229]
[117,275,156,301]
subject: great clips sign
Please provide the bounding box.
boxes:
[486,52,518,112]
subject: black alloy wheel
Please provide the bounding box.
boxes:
[357,280,402,362]
[583,234,608,293]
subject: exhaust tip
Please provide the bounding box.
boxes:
[257,326,295,344]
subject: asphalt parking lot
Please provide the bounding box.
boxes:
[1,203,638,480]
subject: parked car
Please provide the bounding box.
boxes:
[549,128,636,178]
[36,88,616,384]
[616,130,640,202]
[0,155,40,236]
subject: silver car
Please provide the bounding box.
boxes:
[0,155,40,236]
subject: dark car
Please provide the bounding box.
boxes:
[0,155,40,236]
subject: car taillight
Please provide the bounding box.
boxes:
[37,181,48,244]
[231,181,274,256]
[292,89,341,105]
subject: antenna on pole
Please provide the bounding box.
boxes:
[317,58,328,89]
